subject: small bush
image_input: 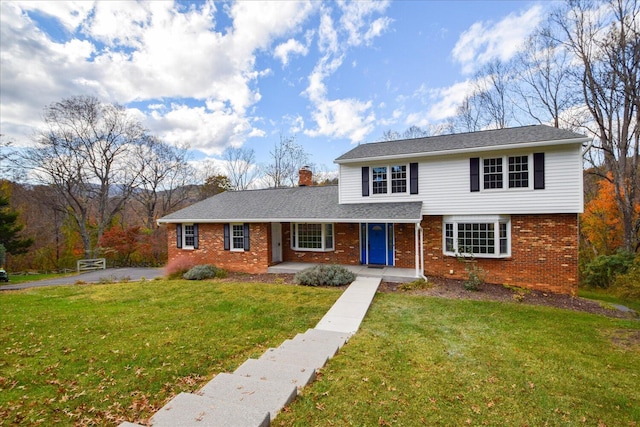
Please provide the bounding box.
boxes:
[183,264,225,280]
[613,260,640,300]
[294,264,356,287]
[165,258,198,280]
[582,251,635,288]
[399,278,432,291]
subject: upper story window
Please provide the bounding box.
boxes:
[391,165,407,193]
[508,155,529,188]
[483,158,503,189]
[291,223,334,251]
[362,163,419,197]
[372,167,388,194]
[472,154,543,192]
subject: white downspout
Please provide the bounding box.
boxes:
[415,221,427,280]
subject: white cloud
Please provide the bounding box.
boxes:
[426,80,474,121]
[452,5,543,74]
[0,0,315,153]
[304,98,375,143]
[274,38,309,67]
[303,2,390,143]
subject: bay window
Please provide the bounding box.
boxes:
[443,215,511,258]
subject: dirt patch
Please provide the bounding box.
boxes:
[222,272,638,320]
[606,329,640,350]
[380,277,639,320]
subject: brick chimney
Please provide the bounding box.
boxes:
[298,166,313,187]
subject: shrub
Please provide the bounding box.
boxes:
[294,264,356,287]
[582,250,635,288]
[183,264,225,280]
[456,251,486,291]
[398,278,432,291]
[165,258,197,280]
[612,260,640,300]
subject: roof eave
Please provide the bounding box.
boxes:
[158,217,422,225]
[334,137,590,164]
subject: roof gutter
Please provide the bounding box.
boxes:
[157,217,423,225]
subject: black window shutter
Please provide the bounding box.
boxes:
[470,157,480,192]
[410,162,419,194]
[223,224,230,250]
[176,223,182,248]
[243,224,250,251]
[193,224,199,249]
[362,166,370,197]
[534,153,545,189]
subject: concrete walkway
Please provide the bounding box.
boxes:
[119,276,381,427]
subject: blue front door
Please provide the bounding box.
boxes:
[368,223,386,265]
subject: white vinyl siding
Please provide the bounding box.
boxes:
[338,145,583,214]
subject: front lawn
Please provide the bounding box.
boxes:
[2,281,639,426]
[0,280,341,425]
[276,293,640,426]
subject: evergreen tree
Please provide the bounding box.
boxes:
[0,191,33,255]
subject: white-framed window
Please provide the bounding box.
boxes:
[183,224,195,248]
[443,215,511,258]
[372,166,387,194]
[372,164,407,195]
[482,155,531,190]
[231,223,244,251]
[291,223,334,251]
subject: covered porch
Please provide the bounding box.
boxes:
[267,261,418,283]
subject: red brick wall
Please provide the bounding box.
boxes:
[167,223,270,274]
[282,223,361,264]
[421,214,579,295]
[394,223,415,268]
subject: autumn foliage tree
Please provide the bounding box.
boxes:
[581,174,624,256]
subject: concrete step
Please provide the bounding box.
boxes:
[234,358,316,389]
[315,277,381,334]
[298,328,352,347]
[149,392,269,427]
[259,347,329,370]
[118,423,144,427]
[278,338,338,361]
[199,372,297,421]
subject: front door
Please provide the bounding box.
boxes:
[271,223,282,263]
[368,223,386,265]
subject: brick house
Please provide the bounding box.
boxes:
[158,125,589,295]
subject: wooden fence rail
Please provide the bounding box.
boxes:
[77,258,106,273]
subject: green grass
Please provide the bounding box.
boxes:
[579,287,640,313]
[0,280,341,425]
[275,294,640,427]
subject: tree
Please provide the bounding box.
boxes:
[199,174,231,200]
[381,126,431,141]
[453,60,517,133]
[263,135,310,188]
[0,187,33,256]
[131,138,195,229]
[549,0,640,252]
[514,29,580,128]
[223,147,260,190]
[581,173,624,255]
[25,95,149,258]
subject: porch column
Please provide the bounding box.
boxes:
[414,222,420,278]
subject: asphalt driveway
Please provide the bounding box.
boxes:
[0,267,165,291]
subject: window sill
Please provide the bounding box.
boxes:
[291,247,335,252]
[443,252,511,259]
[230,248,245,253]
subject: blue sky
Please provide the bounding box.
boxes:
[0,1,552,175]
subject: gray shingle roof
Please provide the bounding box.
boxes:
[158,185,423,223]
[335,124,589,163]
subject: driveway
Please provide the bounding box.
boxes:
[0,267,165,291]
